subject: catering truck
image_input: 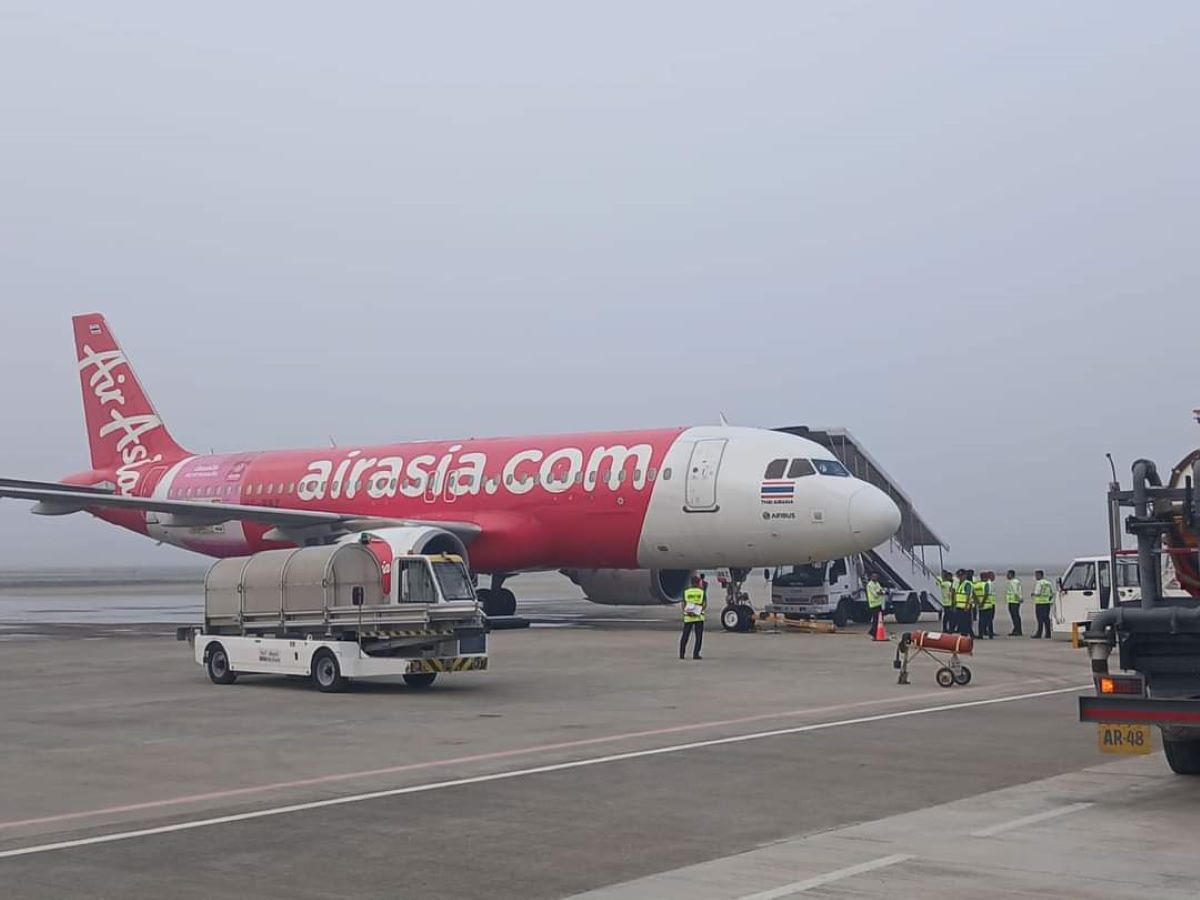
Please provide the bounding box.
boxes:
[181,538,488,692]
[1078,448,1200,773]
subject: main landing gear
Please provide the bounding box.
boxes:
[720,567,756,633]
[477,573,517,617]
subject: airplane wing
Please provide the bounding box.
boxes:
[0,479,482,542]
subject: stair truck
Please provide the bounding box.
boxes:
[1078,449,1200,773]
[181,538,488,692]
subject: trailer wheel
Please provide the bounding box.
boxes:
[954,665,972,686]
[935,667,956,688]
[311,650,346,693]
[404,673,438,689]
[721,606,742,632]
[894,593,921,625]
[206,643,237,685]
[1163,736,1200,774]
[832,598,852,628]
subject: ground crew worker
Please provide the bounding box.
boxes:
[866,572,886,640]
[938,570,955,632]
[974,572,995,638]
[1006,569,1023,636]
[679,576,706,659]
[954,569,974,636]
[1032,569,1054,639]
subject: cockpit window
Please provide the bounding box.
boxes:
[787,458,815,478]
[764,458,788,479]
[812,458,850,477]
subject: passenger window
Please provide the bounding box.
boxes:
[828,557,848,582]
[662,467,672,481]
[787,458,815,478]
[266,484,274,495]
[647,468,657,482]
[764,459,788,479]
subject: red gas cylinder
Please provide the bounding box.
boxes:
[913,631,973,655]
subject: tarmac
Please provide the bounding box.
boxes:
[1,572,1198,899]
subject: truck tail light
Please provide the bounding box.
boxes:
[1097,674,1145,696]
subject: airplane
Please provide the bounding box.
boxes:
[0,313,902,617]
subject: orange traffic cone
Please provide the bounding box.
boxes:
[873,616,888,642]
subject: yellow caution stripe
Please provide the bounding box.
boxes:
[409,657,488,674]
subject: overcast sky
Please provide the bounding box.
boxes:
[2,2,1197,568]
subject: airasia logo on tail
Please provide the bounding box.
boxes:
[79,344,164,494]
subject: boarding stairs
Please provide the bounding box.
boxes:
[776,425,950,612]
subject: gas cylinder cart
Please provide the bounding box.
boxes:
[894,631,973,688]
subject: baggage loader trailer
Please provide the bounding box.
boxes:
[181,539,488,692]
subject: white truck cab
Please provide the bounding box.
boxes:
[1052,555,1141,639]
[768,557,864,627]
[1053,554,1191,639]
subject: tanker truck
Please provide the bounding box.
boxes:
[1078,448,1200,773]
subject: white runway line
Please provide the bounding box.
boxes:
[737,853,913,898]
[0,684,1085,861]
[970,801,1094,838]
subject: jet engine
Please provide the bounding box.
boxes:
[561,568,694,606]
[346,525,471,567]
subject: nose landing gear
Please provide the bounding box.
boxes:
[719,567,756,632]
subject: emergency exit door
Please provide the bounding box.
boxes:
[684,439,726,512]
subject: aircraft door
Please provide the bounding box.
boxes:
[684,439,726,512]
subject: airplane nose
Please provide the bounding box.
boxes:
[848,486,902,546]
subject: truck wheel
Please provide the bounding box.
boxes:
[1163,736,1200,774]
[954,665,972,686]
[206,643,237,685]
[404,673,438,689]
[935,667,956,688]
[721,606,742,632]
[832,598,851,628]
[894,593,921,625]
[311,650,346,693]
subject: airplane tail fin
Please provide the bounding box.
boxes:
[72,313,190,480]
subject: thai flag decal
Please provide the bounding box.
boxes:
[760,479,795,502]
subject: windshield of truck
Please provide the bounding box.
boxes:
[433,561,476,602]
[773,563,827,587]
[1061,561,1096,591]
[396,558,440,603]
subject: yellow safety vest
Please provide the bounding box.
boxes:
[1033,579,1054,604]
[979,581,995,610]
[682,587,706,622]
[866,581,884,609]
[938,578,955,606]
[1006,578,1022,605]
[954,580,973,609]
